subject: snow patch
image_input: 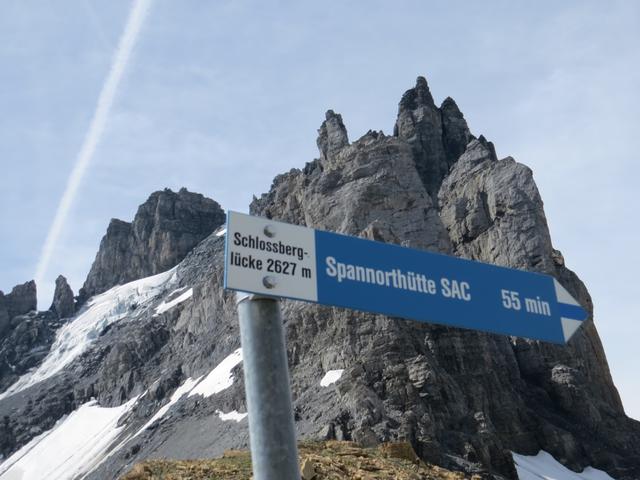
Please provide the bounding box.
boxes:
[1,270,176,400]
[513,450,616,480]
[154,287,193,315]
[189,349,243,398]
[215,227,227,237]
[320,369,344,387]
[216,410,247,422]
[0,397,138,480]
[133,376,202,438]
[130,349,244,441]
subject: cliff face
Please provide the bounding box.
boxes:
[0,77,638,480]
[79,187,225,301]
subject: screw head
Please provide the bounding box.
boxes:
[263,225,276,238]
[263,276,277,289]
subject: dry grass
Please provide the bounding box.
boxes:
[121,441,480,480]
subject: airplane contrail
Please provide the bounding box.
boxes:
[34,0,152,299]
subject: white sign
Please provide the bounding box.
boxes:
[225,211,318,301]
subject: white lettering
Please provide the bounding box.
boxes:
[440,279,471,301]
[326,256,337,277]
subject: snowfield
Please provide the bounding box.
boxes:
[0,269,176,401]
[513,450,615,480]
[0,348,247,480]
[154,287,193,315]
[130,348,244,435]
[132,375,203,439]
[0,397,139,480]
[188,348,243,398]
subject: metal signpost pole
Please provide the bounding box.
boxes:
[236,292,301,480]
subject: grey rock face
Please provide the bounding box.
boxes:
[79,188,225,301]
[253,129,450,253]
[49,275,75,319]
[438,139,551,270]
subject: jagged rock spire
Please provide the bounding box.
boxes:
[49,275,75,319]
[394,76,473,197]
[440,96,473,166]
[317,109,349,161]
[477,134,497,162]
[396,75,436,114]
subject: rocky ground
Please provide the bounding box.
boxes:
[121,441,477,480]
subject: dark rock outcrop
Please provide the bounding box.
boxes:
[0,279,67,395]
[0,293,9,338]
[49,275,75,319]
[0,310,64,394]
[394,76,472,197]
[79,188,225,301]
[440,97,473,165]
[0,281,37,324]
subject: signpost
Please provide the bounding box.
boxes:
[225,211,587,345]
[224,210,587,479]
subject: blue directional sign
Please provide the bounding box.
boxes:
[224,211,587,344]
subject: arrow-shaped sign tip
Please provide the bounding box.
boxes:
[553,279,588,342]
[561,317,583,342]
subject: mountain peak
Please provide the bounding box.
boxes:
[397,76,436,111]
[394,76,471,197]
[79,188,225,302]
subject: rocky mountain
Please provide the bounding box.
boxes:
[79,187,225,302]
[0,77,638,480]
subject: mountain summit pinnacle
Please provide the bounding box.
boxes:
[317,109,349,161]
[394,76,472,196]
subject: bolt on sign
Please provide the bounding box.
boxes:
[224,211,587,344]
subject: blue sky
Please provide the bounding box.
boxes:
[1,1,638,419]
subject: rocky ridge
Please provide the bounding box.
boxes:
[0,77,638,480]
